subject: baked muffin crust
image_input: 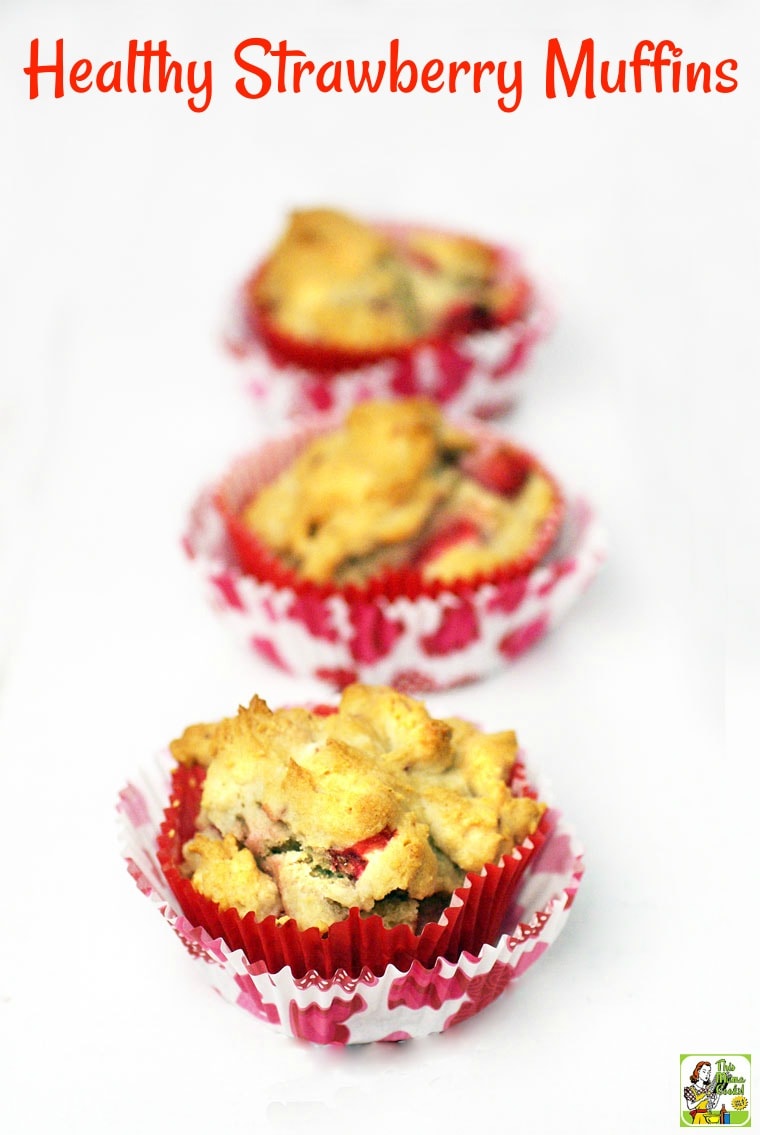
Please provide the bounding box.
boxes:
[173,685,545,933]
[250,208,523,352]
[241,399,558,586]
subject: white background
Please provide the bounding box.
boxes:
[0,2,756,1133]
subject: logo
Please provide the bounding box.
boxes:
[681,1054,751,1126]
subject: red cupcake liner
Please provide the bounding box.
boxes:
[119,752,584,1043]
[157,759,550,982]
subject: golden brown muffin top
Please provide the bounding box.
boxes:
[251,207,520,352]
[241,399,557,586]
[172,685,545,932]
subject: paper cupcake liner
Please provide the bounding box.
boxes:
[224,240,551,422]
[118,753,584,1044]
[155,757,548,980]
[182,420,606,692]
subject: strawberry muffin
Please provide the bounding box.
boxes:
[227,208,549,420]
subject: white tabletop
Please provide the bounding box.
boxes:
[1,2,755,1133]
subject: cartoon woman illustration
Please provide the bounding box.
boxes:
[683,1061,722,1124]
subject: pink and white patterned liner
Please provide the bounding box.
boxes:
[182,420,607,692]
[118,753,584,1044]
[223,281,551,423]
